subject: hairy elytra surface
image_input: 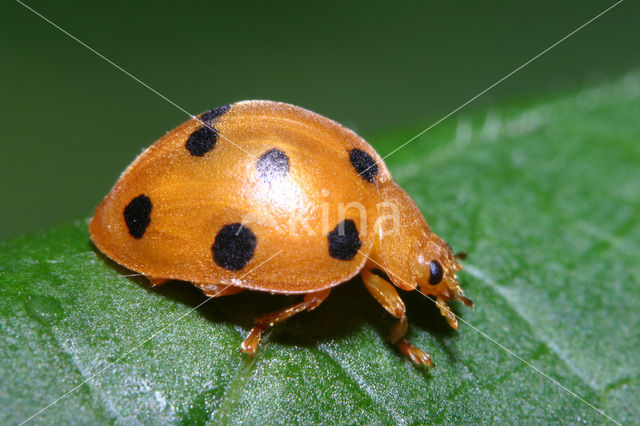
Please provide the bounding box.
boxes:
[90,100,471,365]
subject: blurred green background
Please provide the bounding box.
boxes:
[1,0,639,240]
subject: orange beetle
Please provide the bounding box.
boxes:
[90,101,472,366]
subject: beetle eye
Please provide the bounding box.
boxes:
[429,260,444,285]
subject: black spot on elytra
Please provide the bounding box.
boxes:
[186,126,218,157]
[200,104,230,123]
[328,219,362,260]
[256,148,290,183]
[429,260,444,285]
[349,148,378,183]
[212,223,257,271]
[123,194,152,239]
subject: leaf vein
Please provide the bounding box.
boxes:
[463,264,598,392]
[316,342,404,423]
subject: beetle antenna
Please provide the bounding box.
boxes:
[454,251,467,260]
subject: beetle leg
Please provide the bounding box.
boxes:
[361,269,433,367]
[199,283,245,298]
[435,296,458,329]
[241,288,331,356]
[147,276,170,286]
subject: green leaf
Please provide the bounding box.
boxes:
[2,72,639,424]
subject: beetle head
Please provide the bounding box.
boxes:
[374,181,472,329]
[415,232,472,329]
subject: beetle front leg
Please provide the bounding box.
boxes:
[241,288,331,356]
[361,269,433,366]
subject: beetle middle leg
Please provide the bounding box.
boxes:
[361,269,433,366]
[241,288,331,356]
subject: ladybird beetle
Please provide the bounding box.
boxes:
[90,101,472,366]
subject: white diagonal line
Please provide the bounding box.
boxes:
[14,0,257,159]
[448,307,621,425]
[356,0,624,179]
[357,250,621,425]
[19,250,283,425]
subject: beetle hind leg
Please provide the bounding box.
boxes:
[147,276,170,287]
[361,269,433,367]
[199,283,245,298]
[241,288,331,357]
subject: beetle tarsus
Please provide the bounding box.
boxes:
[396,339,433,367]
[362,268,434,367]
[241,329,262,356]
[436,297,458,329]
